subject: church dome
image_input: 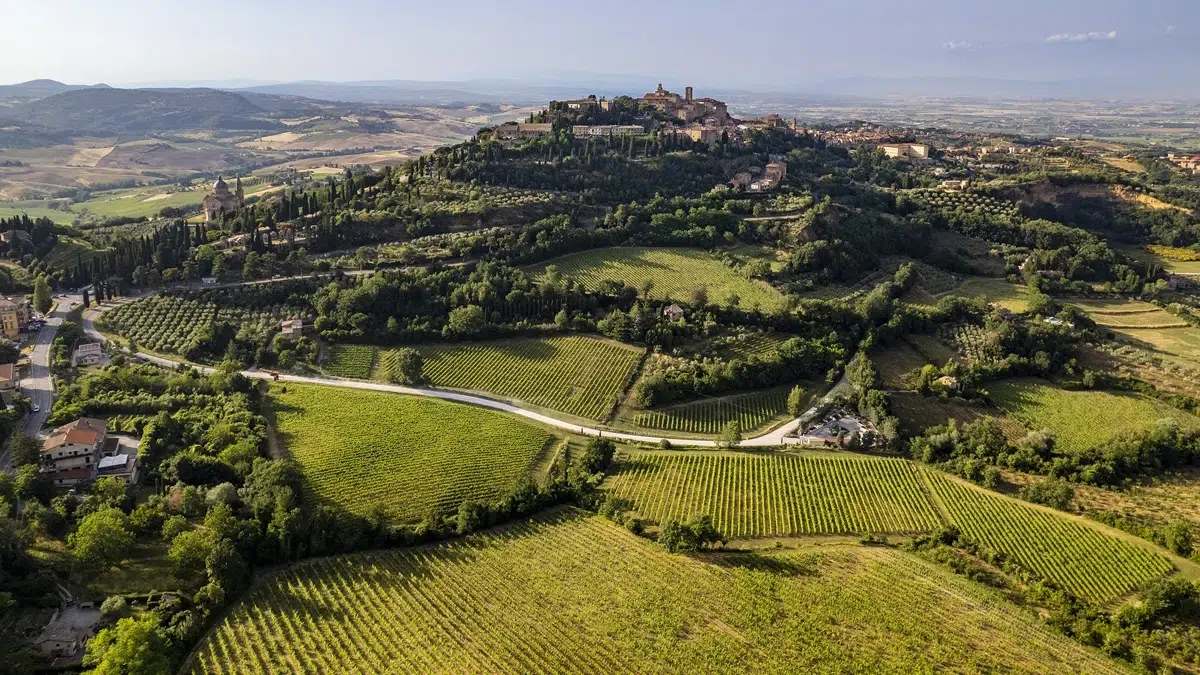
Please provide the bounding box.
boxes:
[213,176,229,193]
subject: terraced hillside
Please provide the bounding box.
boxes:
[188,511,1127,675]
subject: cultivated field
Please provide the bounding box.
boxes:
[396,336,643,420]
[605,452,942,538]
[902,333,960,365]
[528,247,788,310]
[989,379,1200,453]
[324,344,377,379]
[924,470,1174,604]
[889,392,1026,439]
[99,294,308,356]
[1065,297,1189,329]
[630,389,793,435]
[874,342,930,389]
[1110,326,1200,371]
[270,384,554,520]
[188,511,1127,675]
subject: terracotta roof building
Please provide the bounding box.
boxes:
[41,418,107,487]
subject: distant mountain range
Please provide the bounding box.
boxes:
[0,78,110,101]
[0,83,336,135]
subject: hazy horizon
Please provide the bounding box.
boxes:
[3,0,1198,95]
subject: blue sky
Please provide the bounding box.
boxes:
[2,0,1197,88]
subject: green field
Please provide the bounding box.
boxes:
[528,247,788,310]
[42,236,108,269]
[1066,297,1188,329]
[953,277,1029,312]
[605,452,943,538]
[925,470,1173,604]
[1111,325,1200,370]
[76,187,209,219]
[390,336,643,421]
[903,276,1028,313]
[270,383,555,520]
[0,204,77,225]
[989,379,1200,453]
[188,511,1127,675]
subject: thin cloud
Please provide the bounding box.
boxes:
[1166,25,1177,35]
[1045,30,1117,44]
[943,41,972,50]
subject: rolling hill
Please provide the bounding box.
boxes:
[8,87,283,134]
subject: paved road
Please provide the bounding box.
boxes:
[0,297,73,470]
[83,298,846,449]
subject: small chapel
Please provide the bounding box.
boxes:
[202,176,244,222]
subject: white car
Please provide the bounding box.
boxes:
[31,404,40,413]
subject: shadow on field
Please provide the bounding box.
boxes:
[701,552,818,578]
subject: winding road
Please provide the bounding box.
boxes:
[81,293,845,448]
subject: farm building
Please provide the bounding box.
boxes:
[662,304,685,321]
[281,319,304,338]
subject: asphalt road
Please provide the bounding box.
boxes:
[0,295,76,471]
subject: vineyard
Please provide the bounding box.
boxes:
[99,294,309,357]
[188,511,1128,675]
[902,333,960,366]
[630,389,792,435]
[874,342,930,389]
[989,378,1200,453]
[528,247,788,310]
[324,345,377,379]
[406,336,643,420]
[270,383,554,521]
[604,452,943,538]
[924,470,1174,604]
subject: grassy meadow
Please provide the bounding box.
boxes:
[988,379,1200,453]
[528,247,788,310]
[269,383,555,521]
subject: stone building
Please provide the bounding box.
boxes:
[202,176,245,222]
[641,84,728,124]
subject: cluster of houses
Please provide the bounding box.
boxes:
[1166,153,1200,174]
[40,417,139,488]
